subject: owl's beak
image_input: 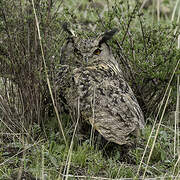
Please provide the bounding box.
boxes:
[84,56,88,63]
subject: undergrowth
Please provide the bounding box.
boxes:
[0,0,180,179]
[0,124,178,179]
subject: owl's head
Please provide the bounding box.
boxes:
[61,26,119,67]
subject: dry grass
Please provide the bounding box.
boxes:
[0,0,180,179]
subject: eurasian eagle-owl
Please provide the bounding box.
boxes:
[56,28,145,145]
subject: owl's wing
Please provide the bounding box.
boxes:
[71,63,145,145]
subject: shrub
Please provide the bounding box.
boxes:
[0,0,64,131]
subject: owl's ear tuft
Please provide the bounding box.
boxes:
[62,22,76,36]
[98,28,119,45]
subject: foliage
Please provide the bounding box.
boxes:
[0,123,178,179]
[0,0,64,130]
[0,0,179,179]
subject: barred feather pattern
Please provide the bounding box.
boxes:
[56,30,145,145]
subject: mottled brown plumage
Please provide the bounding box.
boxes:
[56,29,144,145]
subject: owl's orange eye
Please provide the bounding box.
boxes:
[93,48,101,55]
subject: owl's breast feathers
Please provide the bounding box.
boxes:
[57,63,145,145]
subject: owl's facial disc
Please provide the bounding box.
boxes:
[72,37,103,63]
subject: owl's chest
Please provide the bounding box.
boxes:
[72,64,117,92]
[68,65,124,104]
[59,63,128,109]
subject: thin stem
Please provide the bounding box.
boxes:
[31,0,67,145]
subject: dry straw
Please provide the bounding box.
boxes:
[31,0,67,146]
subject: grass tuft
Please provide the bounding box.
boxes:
[0,0,179,179]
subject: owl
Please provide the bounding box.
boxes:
[56,26,145,145]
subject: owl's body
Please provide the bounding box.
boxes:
[57,29,144,145]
